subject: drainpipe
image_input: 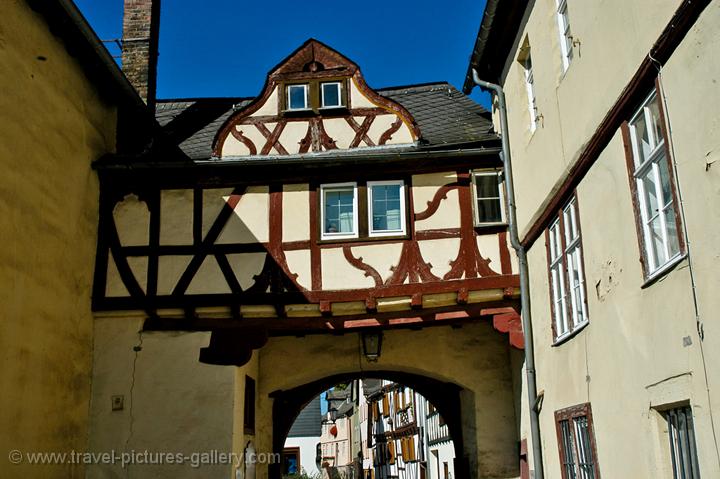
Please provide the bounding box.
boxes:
[471,69,545,479]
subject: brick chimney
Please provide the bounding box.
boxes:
[122,0,161,110]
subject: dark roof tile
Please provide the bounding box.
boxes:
[155,82,496,160]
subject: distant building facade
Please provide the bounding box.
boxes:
[284,396,322,477]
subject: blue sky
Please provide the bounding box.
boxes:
[74,0,490,107]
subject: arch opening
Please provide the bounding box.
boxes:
[270,372,470,479]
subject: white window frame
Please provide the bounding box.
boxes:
[367,180,407,237]
[628,91,682,276]
[320,182,358,240]
[320,81,343,109]
[547,196,588,342]
[286,84,309,111]
[471,170,506,226]
[523,54,538,132]
[556,0,573,72]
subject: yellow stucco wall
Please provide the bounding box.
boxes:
[254,322,520,479]
[87,317,237,479]
[497,1,720,477]
[500,0,687,235]
[0,1,116,478]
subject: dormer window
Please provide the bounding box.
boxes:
[287,84,309,110]
[321,82,343,108]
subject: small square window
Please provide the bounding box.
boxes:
[321,82,343,108]
[472,170,506,225]
[368,181,406,237]
[321,183,358,240]
[287,84,308,110]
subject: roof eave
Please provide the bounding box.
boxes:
[462,0,529,94]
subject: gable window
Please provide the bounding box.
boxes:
[523,53,538,132]
[287,84,309,110]
[665,406,701,479]
[321,182,358,240]
[321,81,343,108]
[368,181,406,237]
[555,403,600,479]
[546,195,588,342]
[556,0,573,71]
[623,90,683,278]
[472,170,505,226]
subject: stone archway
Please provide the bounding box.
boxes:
[269,371,469,479]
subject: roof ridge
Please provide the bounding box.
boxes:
[156,97,252,103]
[376,81,454,93]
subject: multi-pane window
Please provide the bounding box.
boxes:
[287,84,309,110]
[555,404,600,479]
[472,170,505,225]
[321,82,343,108]
[666,406,701,479]
[320,181,407,241]
[625,90,683,277]
[523,53,538,132]
[556,0,573,71]
[547,196,588,341]
[321,183,358,240]
[368,181,406,236]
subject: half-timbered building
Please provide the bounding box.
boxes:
[87,19,526,479]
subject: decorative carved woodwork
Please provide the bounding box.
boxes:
[213,40,420,158]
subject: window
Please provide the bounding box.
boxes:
[556,0,573,71]
[555,403,600,479]
[624,90,683,278]
[282,448,301,475]
[546,196,588,341]
[666,406,701,479]
[523,53,538,132]
[368,181,406,236]
[321,81,343,108]
[287,84,309,110]
[319,180,408,242]
[472,170,505,225]
[321,182,358,240]
[244,375,255,434]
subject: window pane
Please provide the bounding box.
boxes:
[649,215,665,266]
[631,111,652,165]
[667,407,701,479]
[664,208,681,259]
[648,95,664,147]
[639,167,660,219]
[288,85,306,110]
[477,199,502,223]
[371,184,403,233]
[324,188,354,234]
[560,420,577,479]
[322,83,341,107]
[476,174,500,199]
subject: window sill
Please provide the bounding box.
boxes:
[318,234,410,246]
[641,253,687,289]
[552,320,589,347]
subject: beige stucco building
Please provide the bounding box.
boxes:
[0,1,152,478]
[465,0,720,477]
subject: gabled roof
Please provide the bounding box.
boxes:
[155,82,496,160]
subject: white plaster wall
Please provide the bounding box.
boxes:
[428,442,455,479]
[284,436,321,477]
